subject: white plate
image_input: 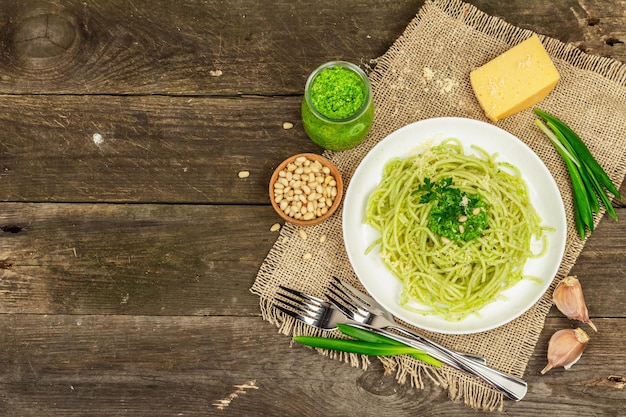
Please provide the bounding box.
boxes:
[342,117,567,334]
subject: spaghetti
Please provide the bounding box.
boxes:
[365,138,548,321]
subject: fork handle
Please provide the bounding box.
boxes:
[352,324,527,401]
[456,352,487,365]
[391,327,527,402]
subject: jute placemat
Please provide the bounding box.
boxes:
[251,0,626,411]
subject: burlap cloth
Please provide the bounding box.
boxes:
[251,0,626,411]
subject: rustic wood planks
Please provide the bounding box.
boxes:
[0,0,624,415]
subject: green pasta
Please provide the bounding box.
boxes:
[365,138,548,321]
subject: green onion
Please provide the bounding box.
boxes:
[534,108,621,239]
[292,324,442,367]
[293,336,423,356]
[535,119,591,238]
[336,324,442,367]
[535,108,622,199]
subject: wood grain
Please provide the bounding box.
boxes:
[0,0,416,95]
[0,95,319,203]
[0,203,625,317]
[0,315,623,416]
[0,0,625,416]
[0,0,623,96]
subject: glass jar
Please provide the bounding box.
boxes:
[301,61,374,151]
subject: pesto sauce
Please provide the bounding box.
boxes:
[301,62,374,151]
[310,66,366,120]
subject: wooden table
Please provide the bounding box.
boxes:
[0,1,624,415]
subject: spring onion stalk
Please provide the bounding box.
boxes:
[535,119,592,238]
[535,108,622,199]
[545,120,601,215]
[545,120,612,218]
[534,108,621,239]
[292,336,424,357]
[336,324,442,367]
[292,324,442,367]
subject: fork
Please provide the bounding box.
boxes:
[273,285,348,331]
[273,285,525,401]
[274,285,485,365]
[326,277,528,401]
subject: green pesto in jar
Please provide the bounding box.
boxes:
[302,62,374,151]
[309,66,367,120]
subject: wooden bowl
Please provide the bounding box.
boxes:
[269,153,343,227]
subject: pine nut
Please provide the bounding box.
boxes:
[272,155,340,222]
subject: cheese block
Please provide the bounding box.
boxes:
[470,34,560,122]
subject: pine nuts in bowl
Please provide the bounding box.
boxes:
[269,153,343,226]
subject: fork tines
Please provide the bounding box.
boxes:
[326,277,371,318]
[273,285,327,324]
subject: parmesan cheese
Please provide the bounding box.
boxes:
[470,34,560,122]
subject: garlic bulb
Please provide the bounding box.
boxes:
[553,276,597,331]
[541,328,590,374]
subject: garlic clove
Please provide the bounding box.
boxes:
[553,276,597,332]
[541,327,590,374]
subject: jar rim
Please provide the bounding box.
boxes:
[304,61,373,124]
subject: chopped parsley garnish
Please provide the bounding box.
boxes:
[412,177,488,242]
